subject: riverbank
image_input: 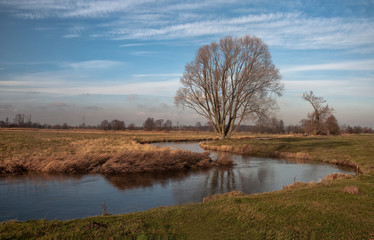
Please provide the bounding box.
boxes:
[0,129,226,175]
[0,130,373,239]
[200,134,374,175]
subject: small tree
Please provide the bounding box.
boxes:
[164,120,173,130]
[195,122,202,131]
[13,113,25,127]
[99,120,109,130]
[110,119,125,130]
[302,91,333,135]
[128,123,136,130]
[175,35,283,139]
[143,117,155,131]
[154,119,164,130]
[325,114,340,135]
[300,118,314,135]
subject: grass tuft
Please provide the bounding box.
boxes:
[343,185,361,194]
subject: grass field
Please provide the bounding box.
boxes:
[0,129,373,239]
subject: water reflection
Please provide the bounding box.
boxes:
[0,142,354,221]
[103,171,199,191]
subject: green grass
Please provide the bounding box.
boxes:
[0,130,373,239]
[204,135,374,175]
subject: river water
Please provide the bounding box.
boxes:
[0,142,353,222]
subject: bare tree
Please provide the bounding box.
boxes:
[154,119,164,130]
[175,35,283,139]
[195,122,202,131]
[128,123,136,130]
[14,113,25,127]
[99,120,109,130]
[143,117,155,131]
[164,120,173,130]
[302,91,333,135]
[110,119,125,130]
[325,114,340,135]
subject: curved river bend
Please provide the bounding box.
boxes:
[0,142,353,221]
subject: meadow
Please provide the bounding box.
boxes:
[0,129,373,239]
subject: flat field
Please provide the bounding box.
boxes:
[0,129,373,239]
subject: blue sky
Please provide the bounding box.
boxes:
[0,0,373,127]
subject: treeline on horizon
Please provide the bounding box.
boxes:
[0,113,373,135]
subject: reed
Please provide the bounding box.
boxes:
[0,135,214,175]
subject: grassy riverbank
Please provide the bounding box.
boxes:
[0,130,373,239]
[201,134,374,175]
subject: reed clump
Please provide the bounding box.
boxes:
[0,138,213,175]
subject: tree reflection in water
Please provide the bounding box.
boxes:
[103,171,205,191]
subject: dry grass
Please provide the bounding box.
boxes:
[203,190,245,202]
[343,185,361,194]
[281,182,310,190]
[0,147,213,175]
[0,131,218,175]
[320,173,353,182]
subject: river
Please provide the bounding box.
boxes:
[0,142,353,221]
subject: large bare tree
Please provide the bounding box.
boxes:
[302,91,333,135]
[175,35,283,139]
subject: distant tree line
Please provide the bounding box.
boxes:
[1,113,373,134]
[99,119,126,130]
[143,117,173,131]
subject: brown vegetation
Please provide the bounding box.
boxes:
[203,190,245,202]
[321,173,353,182]
[343,186,361,194]
[281,182,310,190]
[0,137,216,175]
[282,173,354,190]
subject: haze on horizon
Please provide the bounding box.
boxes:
[0,0,373,128]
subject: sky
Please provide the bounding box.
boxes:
[0,0,373,127]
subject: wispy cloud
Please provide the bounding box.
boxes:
[63,25,85,38]
[130,51,158,56]
[0,69,179,96]
[108,12,374,51]
[119,43,145,47]
[66,60,123,69]
[133,73,181,77]
[1,79,179,96]
[2,1,373,51]
[0,0,154,19]
[282,59,374,72]
[283,78,374,97]
[0,81,30,86]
